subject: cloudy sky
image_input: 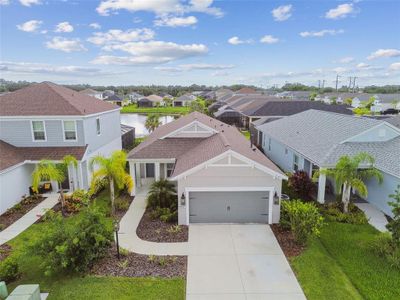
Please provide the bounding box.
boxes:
[1,0,399,87]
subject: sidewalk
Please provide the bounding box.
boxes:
[355,203,388,232]
[0,194,59,245]
[118,187,189,256]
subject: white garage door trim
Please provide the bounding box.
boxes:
[185,187,275,225]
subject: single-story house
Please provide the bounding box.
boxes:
[104,94,126,106]
[128,112,287,225]
[128,92,144,103]
[173,94,196,107]
[257,109,400,217]
[137,95,164,107]
[79,88,104,100]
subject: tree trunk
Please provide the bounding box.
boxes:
[110,177,115,216]
[59,182,65,216]
[342,182,351,213]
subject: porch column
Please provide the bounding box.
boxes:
[135,163,141,187]
[78,162,84,189]
[129,161,136,197]
[155,162,160,181]
[317,170,326,204]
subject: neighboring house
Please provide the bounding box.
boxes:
[121,124,135,150]
[0,82,122,214]
[173,94,196,107]
[128,92,144,103]
[257,110,400,217]
[215,88,234,101]
[158,92,174,100]
[351,97,361,108]
[104,94,126,107]
[137,95,164,107]
[102,90,115,98]
[235,87,260,95]
[79,88,104,100]
[128,112,287,225]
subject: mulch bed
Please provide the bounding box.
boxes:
[0,244,12,261]
[91,246,186,278]
[137,208,188,243]
[0,196,45,230]
[114,194,134,222]
[271,224,305,257]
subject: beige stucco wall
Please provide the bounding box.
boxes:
[177,165,282,225]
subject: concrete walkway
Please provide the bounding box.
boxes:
[0,194,59,245]
[355,203,388,232]
[118,187,188,255]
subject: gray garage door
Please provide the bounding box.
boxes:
[189,191,269,223]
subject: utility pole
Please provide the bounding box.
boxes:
[335,74,340,92]
[348,77,352,92]
[322,80,326,89]
[352,77,357,93]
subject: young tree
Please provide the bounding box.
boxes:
[32,155,78,214]
[313,152,383,213]
[89,150,133,216]
[145,114,161,132]
[189,98,206,114]
[387,185,400,245]
[147,179,177,209]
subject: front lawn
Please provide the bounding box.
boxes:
[121,104,190,114]
[290,222,400,300]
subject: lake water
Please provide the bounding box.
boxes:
[120,113,176,136]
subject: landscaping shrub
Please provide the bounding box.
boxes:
[0,256,20,283]
[387,185,400,245]
[150,207,178,223]
[281,200,324,245]
[64,189,90,214]
[371,233,400,269]
[288,171,315,201]
[30,208,113,275]
[147,179,177,210]
[115,197,130,211]
[320,202,368,225]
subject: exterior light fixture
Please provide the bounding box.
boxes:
[180,193,186,205]
[273,191,280,205]
[113,219,120,260]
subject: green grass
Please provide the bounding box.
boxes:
[291,222,400,300]
[4,191,185,299]
[121,104,190,114]
[240,130,250,140]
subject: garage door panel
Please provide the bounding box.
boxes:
[189,191,269,223]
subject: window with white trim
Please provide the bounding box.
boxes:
[96,118,101,135]
[293,154,299,171]
[63,120,77,141]
[32,121,46,141]
[166,163,174,178]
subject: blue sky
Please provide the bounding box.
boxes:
[1,0,399,87]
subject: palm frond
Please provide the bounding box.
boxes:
[350,178,368,197]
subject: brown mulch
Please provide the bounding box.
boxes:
[136,208,188,243]
[0,244,12,262]
[91,246,186,278]
[271,224,305,257]
[0,196,45,230]
[114,194,134,222]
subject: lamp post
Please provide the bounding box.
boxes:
[113,219,120,260]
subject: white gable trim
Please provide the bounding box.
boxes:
[160,120,218,139]
[339,122,400,144]
[169,149,287,181]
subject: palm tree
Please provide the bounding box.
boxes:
[147,179,177,209]
[32,155,78,214]
[313,152,383,213]
[89,150,133,216]
[145,114,161,132]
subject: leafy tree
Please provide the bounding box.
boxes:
[309,92,317,101]
[344,97,353,105]
[387,185,400,245]
[313,152,383,213]
[147,179,177,210]
[32,155,78,214]
[188,98,207,114]
[288,171,315,200]
[145,114,161,132]
[90,150,133,216]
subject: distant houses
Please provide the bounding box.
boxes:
[173,94,196,107]
[137,94,164,107]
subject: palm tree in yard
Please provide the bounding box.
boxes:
[90,150,133,216]
[145,114,161,132]
[147,179,177,209]
[32,155,78,215]
[313,152,383,213]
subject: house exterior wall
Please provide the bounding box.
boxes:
[177,165,282,225]
[0,163,35,214]
[0,119,85,147]
[364,172,399,218]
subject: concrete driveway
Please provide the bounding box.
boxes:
[186,224,305,300]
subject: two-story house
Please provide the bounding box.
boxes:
[0,82,122,214]
[257,110,400,217]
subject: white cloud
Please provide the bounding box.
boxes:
[0,0,10,5]
[338,56,354,63]
[19,0,41,6]
[16,20,42,32]
[260,35,279,44]
[325,3,356,19]
[88,28,155,45]
[271,4,293,21]
[367,49,400,60]
[154,15,197,27]
[389,62,400,71]
[46,37,87,52]
[92,41,208,65]
[96,0,223,17]
[228,36,252,45]
[300,29,344,37]
[55,21,74,33]
[156,63,234,72]
[332,67,347,73]
[357,62,370,69]
[89,23,101,29]
[212,70,230,77]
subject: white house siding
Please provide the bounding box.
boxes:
[364,172,400,218]
[0,164,35,214]
[177,165,282,225]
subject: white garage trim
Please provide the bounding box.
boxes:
[184,186,275,225]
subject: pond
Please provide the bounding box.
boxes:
[120,113,176,137]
